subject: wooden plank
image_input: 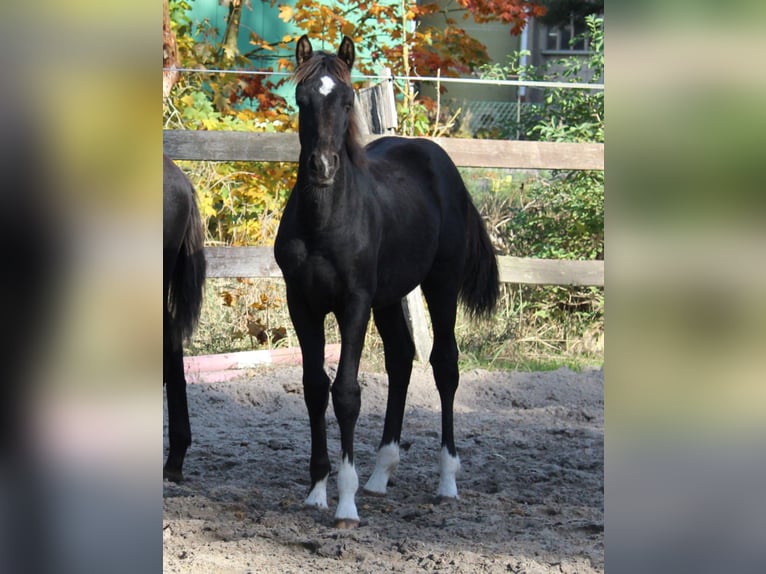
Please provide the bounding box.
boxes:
[429,138,604,170]
[164,130,603,170]
[204,246,282,278]
[164,131,300,163]
[498,256,603,287]
[204,246,603,287]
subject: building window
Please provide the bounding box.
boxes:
[544,13,592,53]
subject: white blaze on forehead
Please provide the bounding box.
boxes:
[318,75,336,96]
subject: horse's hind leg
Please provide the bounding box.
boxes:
[364,302,416,495]
[421,280,461,498]
[164,309,191,482]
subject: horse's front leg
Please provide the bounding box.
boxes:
[331,296,372,528]
[287,291,332,509]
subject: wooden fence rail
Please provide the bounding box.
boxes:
[163,130,604,170]
[203,246,603,287]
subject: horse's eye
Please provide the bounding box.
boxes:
[295,89,309,108]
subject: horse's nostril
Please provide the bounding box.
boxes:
[309,152,321,172]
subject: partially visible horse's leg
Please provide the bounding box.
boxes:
[364,302,415,495]
[421,279,462,498]
[164,305,191,483]
[287,291,332,509]
[331,297,372,527]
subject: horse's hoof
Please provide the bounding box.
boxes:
[334,518,361,529]
[163,467,184,483]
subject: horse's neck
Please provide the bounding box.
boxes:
[297,159,362,232]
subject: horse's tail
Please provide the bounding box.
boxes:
[460,198,499,320]
[168,184,207,346]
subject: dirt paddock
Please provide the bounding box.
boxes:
[163,362,603,573]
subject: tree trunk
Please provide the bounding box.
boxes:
[163,0,180,99]
[221,0,243,63]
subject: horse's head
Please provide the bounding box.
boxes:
[294,35,358,187]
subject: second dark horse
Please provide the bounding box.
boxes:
[163,155,206,482]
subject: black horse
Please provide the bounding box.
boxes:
[274,36,499,527]
[163,155,206,482]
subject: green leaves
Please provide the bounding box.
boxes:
[534,15,604,144]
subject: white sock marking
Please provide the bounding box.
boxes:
[335,456,359,522]
[318,75,336,96]
[305,475,328,509]
[437,446,461,498]
[364,442,400,494]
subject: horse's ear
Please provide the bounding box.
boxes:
[338,36,355,71]
[296,35,313,67]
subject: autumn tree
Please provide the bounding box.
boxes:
[456,0,547,35]
[273,1,546,79]
[272,1,545,134]
[166,1,546,117]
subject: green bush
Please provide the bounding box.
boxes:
[462,168,604,369]
[511,171,604,261]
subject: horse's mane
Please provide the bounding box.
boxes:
[293,52,367,169]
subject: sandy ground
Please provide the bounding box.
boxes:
[163,361,603,573]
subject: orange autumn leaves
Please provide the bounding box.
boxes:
[221,279,287,347]
[457,0,546,35]
[274,0,544,77]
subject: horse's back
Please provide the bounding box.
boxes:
[365,136,466,201]
[365,137,455,171]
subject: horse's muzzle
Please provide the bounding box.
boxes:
[308,151,339,186]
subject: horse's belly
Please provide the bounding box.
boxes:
[373,244,436,305]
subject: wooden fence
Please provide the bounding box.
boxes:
[163,129,604,285]
[163,129,603,360]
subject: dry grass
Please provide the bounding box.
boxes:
[186,278,603,373]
